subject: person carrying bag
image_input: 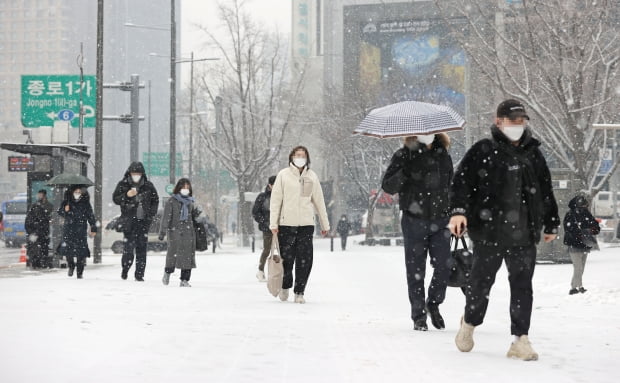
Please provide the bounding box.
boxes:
[267,235,284,298]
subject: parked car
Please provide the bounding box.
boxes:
[592,191,620,218]
[102,211,167,253]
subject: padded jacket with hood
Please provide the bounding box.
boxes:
[112,162,159,229]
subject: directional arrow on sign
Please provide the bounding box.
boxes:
[47,111,57,119]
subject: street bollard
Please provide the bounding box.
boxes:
[330,236,334,252]
[251,236,255,253]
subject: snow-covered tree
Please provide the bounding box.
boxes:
[193,0,305,245]
[435,0,620,195]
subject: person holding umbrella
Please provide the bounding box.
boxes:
[57,185,97,279]
[382,133,454,331]
[357,100,463,332]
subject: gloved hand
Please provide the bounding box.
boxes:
[158,234,165,241]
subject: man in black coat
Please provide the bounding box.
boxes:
[336,214,352,250]
[25,189,53,268]
[449,99,559,361]
[252,175,276,282]
[113,162,159,281]
[382,133,453,331]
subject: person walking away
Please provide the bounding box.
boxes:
[57,186,97,279]
[113,162,159,281]
[382,133,454,331]
[270,146,330,304]
[563,194,600,295]
[159,178,199,287]
[25,189,53,269]
[252,175,276,282]
[449,99,559,361]
[336,215,352,251]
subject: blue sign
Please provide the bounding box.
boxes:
[57,109,75,121]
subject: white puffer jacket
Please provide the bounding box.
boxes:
[269,164,330,231]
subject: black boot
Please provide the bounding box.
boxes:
[413,318,428,331]
[569,288,579,295]
[426,305,445,330]
[121,269,128,280]
[68,266,75,277]
[579,287,587,293]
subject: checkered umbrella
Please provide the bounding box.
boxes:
[354,101,465,138]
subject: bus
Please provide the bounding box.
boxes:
[1,193,28,247]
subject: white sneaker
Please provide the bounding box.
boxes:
[162,272,170,286]
[278,288,289,301]
[455,316,475,352]
[294,294,305,304]
[256,270,266,282]
[507,335,539,361]
[180,280,192,287]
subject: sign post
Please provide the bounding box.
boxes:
[21,75,96,128]
[143,152,182,177]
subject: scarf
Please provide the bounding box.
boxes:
[173,193,195,221]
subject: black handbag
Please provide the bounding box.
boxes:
[448,235,473,288]
[194,219,209,251]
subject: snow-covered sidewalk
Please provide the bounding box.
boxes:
[0,237,618,383]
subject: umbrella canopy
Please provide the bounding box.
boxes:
[46,173,94,186]
[354,101,465,138]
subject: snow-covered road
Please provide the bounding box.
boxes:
[0,236,618,382]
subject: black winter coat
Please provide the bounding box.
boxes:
[337,219,351,236]
[563,196,600,250]
[112,162,159,231]
[382,134,453,220]
[57,192,97,258]
[450,126,559,245]
[25,200,53,237]
[252,186,272,233]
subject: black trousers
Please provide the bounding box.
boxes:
[165,267,192,281]
[122,223,149,279]
[340,235,348,250]
[464,242,536,336]
[401,215,451,322]
[66,255,86,276]
[278,225,314,295]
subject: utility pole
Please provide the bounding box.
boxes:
[94,0,104,264]
[169,0,177,184]
[214,95,222,234]
[77,42,85,145]
[189,51,194,180]
[148,80,152,174]
[130,74,140,162]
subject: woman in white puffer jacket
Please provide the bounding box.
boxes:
[269,146,330,304]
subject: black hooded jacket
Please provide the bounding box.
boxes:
[563,196,600,249]
[382,134,453,220]
[450,125,559,245]
[252,185,272,233]
[112,162,159,229]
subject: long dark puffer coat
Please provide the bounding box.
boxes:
[382,133,453,220]
[112,162,159,232]
[57,190,97,258]
[450,126,559,244]
[563,195,600,250]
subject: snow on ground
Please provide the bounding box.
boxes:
[0,235,618,383]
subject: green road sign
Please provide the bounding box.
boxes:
[21,75,96,128]
[143,152,182,177]
[165,184,174,195]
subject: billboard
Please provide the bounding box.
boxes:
[344,5,467,115]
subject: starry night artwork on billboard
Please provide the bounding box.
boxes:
[349,14,467,115]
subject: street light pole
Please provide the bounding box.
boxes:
[214,96,222,234]
[189,51,194,179]
[169,0,177,185]
[94,0,104,264]
[148,79,152,174]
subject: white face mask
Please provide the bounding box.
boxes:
[293,157,307,168]
[73,193,81,201]
[416,134,435,145]
[131,175,142,183]
[502,125,525,142]
[180,188,190,196]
